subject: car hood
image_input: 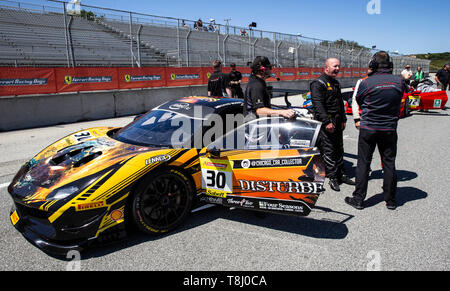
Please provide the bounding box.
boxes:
[8,127,171,204]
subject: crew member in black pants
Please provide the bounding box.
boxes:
[345,51,407,210]
[310,58,355,192]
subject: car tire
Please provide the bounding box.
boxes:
[130,168,194,235]
[404,98,410,117]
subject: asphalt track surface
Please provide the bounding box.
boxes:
[0,92,449,271]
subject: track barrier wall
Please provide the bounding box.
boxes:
[0,66,365,97]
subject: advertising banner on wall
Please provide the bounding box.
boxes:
[55,67,119,93]
[118,67,166,89]
[0,68,56,96]
[166,67,203,87]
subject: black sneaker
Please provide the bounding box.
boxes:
[386,201,397,210]
[340,175,356,186]
[345,197,364,210]
[329,178,340,192]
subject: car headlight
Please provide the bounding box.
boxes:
[46,172,104,201]
[47,185,80,201]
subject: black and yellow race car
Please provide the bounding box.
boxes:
[8,96,325,255]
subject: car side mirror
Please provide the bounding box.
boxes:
[209,148,221,158]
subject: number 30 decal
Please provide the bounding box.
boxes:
[200,158,233,198]
[205,170,226,189]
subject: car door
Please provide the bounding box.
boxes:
[199,117,325,217]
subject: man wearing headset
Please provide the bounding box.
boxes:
[345,51,407,210]
[310,58,354,192]
[244,56,295,120]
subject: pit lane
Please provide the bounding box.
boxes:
[0,93,449,270]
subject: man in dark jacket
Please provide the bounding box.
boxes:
[208,60,232,97]
[345,51,407,210]
[310,58,354,191]
[435,63,450,91]
[228,63,244,98]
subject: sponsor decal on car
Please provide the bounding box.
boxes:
[233,156,312,169]
[76,201,105,211]
[238,179,324,194]
[110,209,124,221]
[258,200,304,213]
[145,154,171,166]
[200,157,234,198]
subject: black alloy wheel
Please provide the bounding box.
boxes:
[131,169,193,234]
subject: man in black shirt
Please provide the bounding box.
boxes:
[435,64,450,91]
[310,58,354,192]
[244,56,295,120]
[208,60,232,97]
[345,51,407,210]
[228,63,244,98]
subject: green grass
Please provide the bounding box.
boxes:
[414,52,450,71]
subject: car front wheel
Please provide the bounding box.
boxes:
[130,169,194,235]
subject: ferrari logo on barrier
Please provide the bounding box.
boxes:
[64,75,72,85]
[125,74,131,83]
[170,73,176,81]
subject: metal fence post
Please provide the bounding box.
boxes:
[177,19,181,67]
[129,12,134,67]
[223,34,229,65]
[137,25,143,67]
[186,29,191,66]
[62,3,71,67]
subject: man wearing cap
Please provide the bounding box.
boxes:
[244,56,295,120]
[401,65,413,85]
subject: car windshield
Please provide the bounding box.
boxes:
[113,103,214,147]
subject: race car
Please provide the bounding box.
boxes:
[342,87,448,118]
[8,96,325,255]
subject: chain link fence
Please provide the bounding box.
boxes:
[0,0,430,74]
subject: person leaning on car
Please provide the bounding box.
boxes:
[243,56,295,121]
[345,51,407,211]
[310,58,355,192]
[435,63,450,91]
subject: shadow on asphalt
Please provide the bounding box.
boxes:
[80,205,353,259]
[363,186,427,209]
[370,169,418,182]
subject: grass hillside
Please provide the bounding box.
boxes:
[414,52,450,71]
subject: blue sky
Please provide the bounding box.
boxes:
[25,0,450,55]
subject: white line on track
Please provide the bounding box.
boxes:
[0,182,10,189]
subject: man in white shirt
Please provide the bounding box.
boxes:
[401,65,413,85]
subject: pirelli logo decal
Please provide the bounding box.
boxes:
[76,201,105,211]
